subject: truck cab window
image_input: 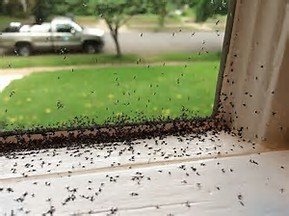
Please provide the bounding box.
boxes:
[56,23,73,33]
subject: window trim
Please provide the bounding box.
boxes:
[0,0,237,153]
[212,0,237,116]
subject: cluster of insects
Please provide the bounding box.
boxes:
[0,129,287,214]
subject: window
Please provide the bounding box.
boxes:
[56,23,74,33]
[0,0,234,150]
[1,1,289,215]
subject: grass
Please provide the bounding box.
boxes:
[0,52,221,69]
[0,16,19,31]
[0,16,13,31]
[0,62,219,131]
[0,54,139,69]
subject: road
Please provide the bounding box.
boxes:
[103,31,224,55]
[0,31,224,55]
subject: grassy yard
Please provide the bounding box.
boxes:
[0,16,14,31]
[0,52,221,69]
[0,62,219,131]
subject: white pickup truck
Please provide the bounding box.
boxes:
[0,17,105,56]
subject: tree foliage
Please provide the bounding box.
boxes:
[32,0,52,24]
[0,0,4,14]
[50,0,90,16]
[3,0,25,18]
[3,0,228,24]
[29,0,92,23]
[146,0,169,27]
[195,0,228,22]
[173,0,200,8]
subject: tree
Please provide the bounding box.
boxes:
[173,0,200,9]
[195,0,228,22]
[32,0,53,24]
[30,0,88,23]
[94,0,145,57]
[0,0,4,14]
[5,0,25,18]
[68,0,92,16]
[147,0,169,28]
[147,0,197,28]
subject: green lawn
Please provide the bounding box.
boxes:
[0,62,219,131]
[0,54,139,69]
[0,16,19,31]
[0,52,220,69]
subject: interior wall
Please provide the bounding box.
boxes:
[263,39,289,147]
[218,0,289,147]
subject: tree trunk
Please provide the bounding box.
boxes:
[158,3,167,28]
[111,28,121,57]
[106,21,122,57]
[158,15,165,28]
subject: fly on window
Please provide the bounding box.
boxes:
[0,0,230,149]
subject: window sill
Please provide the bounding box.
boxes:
[1,131,288,214]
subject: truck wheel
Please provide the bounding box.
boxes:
[16,44,32,56]
[83,42,100,54]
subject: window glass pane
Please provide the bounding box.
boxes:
[0,0,229,132]
[56,24,73,33]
